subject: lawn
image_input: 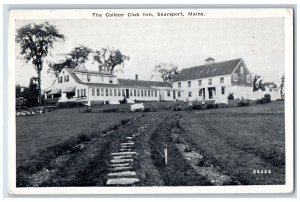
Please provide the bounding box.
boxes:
[16,108,140,164]
[179,101,285,185]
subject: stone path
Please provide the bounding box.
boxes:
[106,123,150,186]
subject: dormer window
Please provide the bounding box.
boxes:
[208,78,212,85]
[109,78,113,84]
[188,81,191,87]
[178,82,181,88]
[87,75,91,82]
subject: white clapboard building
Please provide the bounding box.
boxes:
[45,57,258,105]
[172,57,256,103]
[45,68,178,105]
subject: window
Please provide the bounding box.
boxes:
[221,86,226,95]
[77,89,80,97]
[198,80,202,86]
[199,89,203,96]
[188,81,191,87]
[109,78,113,83]
[122,89,125,96]
[178,82,181,88]
[92,88,95,96]
[144,90,147,97]
[83,89,86,97]
[114,89,117,96]
[151,90,154,97]
[81,89,83,97]
[97,88,100,96]
[188,91,192,97]
[155,90,157,97]
[58,76,63,83]
[208,78,212,85]
[110,89,113,96]
[134,90,136,97]
[118,89,121,96]
[247,75,251,83]
[220,77,224,84]
[87,75,91,82]
[101,89,104,96]
[233,73,238,82]
[64,75,69,82]
[240,66,244,75]
[130,90,133,97]
[137,90,140,97]
[141,90,144,97]
[105,89,109,96]
[148,90,151,97]
[178,91,181,97]
[167,91,171,97]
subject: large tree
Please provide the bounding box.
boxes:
[93,47,130,73]
[16,21,65,105]
[48,45,93,77]
[153,63,180,83]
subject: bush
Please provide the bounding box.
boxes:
[238,100,251,107]
[207,104,219,109]
[264,94,271,103]
[143,108,151,112]
[228,93,234,100]
[192,103,206,110]
[77,133,91,143]
[121,119,130,125]
[173,105,182,111]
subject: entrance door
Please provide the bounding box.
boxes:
[208,87,216,99]
[125,89,129,98]
[173,91,176,100]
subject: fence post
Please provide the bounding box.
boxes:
[164,144,168,165]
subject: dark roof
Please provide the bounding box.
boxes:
[64,68,82,83]
[71,69,114,76]
[205,57,215,61]
[173,58,242,82]
[118,79,171,88]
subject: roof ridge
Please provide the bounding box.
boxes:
[183,58,242,71]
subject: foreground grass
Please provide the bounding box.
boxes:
[180,101,285,185]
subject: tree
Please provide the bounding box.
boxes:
[279,74,285,100]
[253,75,278,92]
[93,47,130,73]
[16,21,65,105]
[48,45,93,77]
[153,63,180,83]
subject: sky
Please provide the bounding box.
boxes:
[15,18,284,90]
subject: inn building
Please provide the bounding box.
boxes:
[45,57,255,105]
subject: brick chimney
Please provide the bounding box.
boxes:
[135,74,138,80]
[205,57,215,65]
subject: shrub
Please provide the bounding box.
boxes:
[184,145,192,152]
[238,100,251,107]
[173,105,182,111]
[264,94,271,103]
[143,108,151,112]
[207,104,219,109]
[228,93,234,100]
[121,119,130,125]
[77,133,91,143]
[192,103,207,110]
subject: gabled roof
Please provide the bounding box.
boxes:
[118,79,171,88]
[173,58,242,82]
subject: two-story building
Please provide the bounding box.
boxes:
[45,67,176,105]
[172,57,254,103]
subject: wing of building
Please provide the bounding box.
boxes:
[172,57,255,103]
[45,68,178,105]
[45,57,256,105]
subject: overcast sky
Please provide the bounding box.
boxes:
[15,18,284,89]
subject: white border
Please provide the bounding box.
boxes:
[7,8,294,195]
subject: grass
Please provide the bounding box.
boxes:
[179,101,285,185]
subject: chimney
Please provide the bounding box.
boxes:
[205,57,215,65]
[135,74,138,80]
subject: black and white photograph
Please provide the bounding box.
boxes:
[7,8,294,194]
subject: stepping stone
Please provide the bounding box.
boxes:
[106,178,140,185]
[126,137,133,140]
[110,166,133,172]
[112,152,138,156]
[111,159,133,163]
[110,163,130,167]
[107,171,137,177]
[119,148,132,152]
[113,155,133,159]
[121,142,135,145]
